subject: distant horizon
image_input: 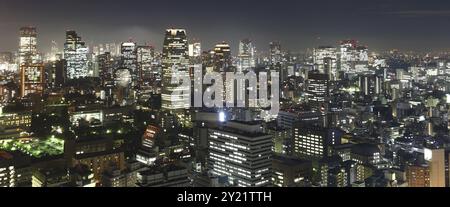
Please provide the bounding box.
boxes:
[2,25,450,56]
[2,0,450,54]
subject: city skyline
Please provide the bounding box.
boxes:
[3,0,450,190]
[2,0,450,54]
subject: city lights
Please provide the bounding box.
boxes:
[0,0,449,192]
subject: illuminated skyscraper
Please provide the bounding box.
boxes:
[237,39,255,72]
[207,121,273,187]
[189,42,201,57]
[269,41,282,65]
[137,45,155,83]
[120,41,138,85]
[213,42,232,72]
[45,59,66,89]
[161,29,190,111]
[97,52,112,85]
[64,30,89,79]
[293,122,342,160]
[306,72,330,112]
[18,27,44,97]
[339,40,369,73]
[19,27,39,66]
[358,73,382,96]
[313,46,337,79]
[20,64,44,97]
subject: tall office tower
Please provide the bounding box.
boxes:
[45,59,66,89]
[161,29,190,111]
[207,121,273,187]
[306,72,330,112]
[269,41,282,65]
[424,148,446,187]
[20,64,44,97]
[293,122,342,160]
[120,41,138,84]
[213,42,232,72]
[237,39,256,72]
[137,45,155,83]
[339,40,369,73]
[189,42,201,57]
[313,46,337,79]
[64,30,89,79]
[19,27,39,66]
[358,73,382,96]
[97,52,112,85]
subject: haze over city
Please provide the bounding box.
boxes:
[1,0,450,53]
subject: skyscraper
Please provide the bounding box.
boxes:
[269,41,282,65]
[64,30,89,79]
[120,41,138,85]
[213,42,232,72]
[313,46,337,79]
[207,121,273,187]
[293,122,342,160]
[97,52,112,86]
[237,39,255,72]
[137,45,155,83]
[306,72,330,112]
[20,64,44,97]
[189,42,201,57]
[339,40,369,73]
[18,27,44,97]
[161,29,190,111]
[19,27,39,66]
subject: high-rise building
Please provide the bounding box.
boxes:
[45,59,66,89]
[269,41,282,65]
[237,39,256,72]
[339,40,369,73]
[293,122,342,160]
[213,42,232,72]
[137,45,155,83]
[19,27,39,66]
[97,52,112,85]
[189,42,201,57]
[64,30,89,79]
[161,29,190,111]
[20,64,44,97]
[120,41,138,84]
[306,72,330,112]
[207,121,273,187]
[313,46,337,79]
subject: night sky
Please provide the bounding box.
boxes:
[1,0,450,54]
